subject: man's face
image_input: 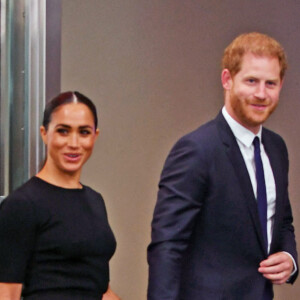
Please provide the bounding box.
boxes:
[223,52,282,133]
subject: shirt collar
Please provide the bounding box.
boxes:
[222,106,262,148]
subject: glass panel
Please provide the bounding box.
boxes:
[0,0,46,199]
[0,0,10,199]
[8,0,28,191]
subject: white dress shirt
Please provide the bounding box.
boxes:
[222,107,276,253]
[222,107,296,276]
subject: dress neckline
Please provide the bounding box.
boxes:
[33,176,85,192]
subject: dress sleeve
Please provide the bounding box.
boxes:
[0,195,37,283]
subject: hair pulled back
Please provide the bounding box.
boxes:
[43,91,98,130]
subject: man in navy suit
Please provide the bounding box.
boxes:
[147,32,298,299]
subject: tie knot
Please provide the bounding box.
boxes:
[253,136,260,149]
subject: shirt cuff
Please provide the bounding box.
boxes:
[282,251,297,280]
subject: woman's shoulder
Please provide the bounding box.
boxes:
[1,176,62,213]
[0,177,41,220]
[2,177,41,204]
[81,184,104,200]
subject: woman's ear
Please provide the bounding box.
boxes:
[221,69,233,90]
[95,128,100,140]
[40,126,47,145]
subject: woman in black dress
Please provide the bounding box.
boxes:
[0,91,120,300]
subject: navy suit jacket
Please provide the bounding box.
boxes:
[147,112,298,300]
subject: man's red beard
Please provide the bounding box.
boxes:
[229,91,278,128]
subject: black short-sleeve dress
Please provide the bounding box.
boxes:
[0,176,116,300]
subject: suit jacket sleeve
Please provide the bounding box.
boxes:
[276,138,298,282]
[147,134,207,300]
[264,129,298,283]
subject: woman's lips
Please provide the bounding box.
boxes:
[64,153,81,162]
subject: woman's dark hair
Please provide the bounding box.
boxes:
[43,91,98,130]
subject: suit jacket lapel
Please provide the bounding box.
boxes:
[215,112,268,255]
[262,130,282,253]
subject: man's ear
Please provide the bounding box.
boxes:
[279,78,284,90]
[221,69,233,90]
[40,126,47,145]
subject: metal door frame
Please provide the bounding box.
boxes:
[0,0,61,201]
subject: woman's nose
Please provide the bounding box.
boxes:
[68,133,79,148]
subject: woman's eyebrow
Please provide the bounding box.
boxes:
[55,124,71,128]
[55,124,93,129]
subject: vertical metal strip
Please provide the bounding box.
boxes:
[0,0,10,200]
[25,0,46,177]
[0,0,59,199]
[8,0,26,192]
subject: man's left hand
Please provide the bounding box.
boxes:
[258,252,294,284]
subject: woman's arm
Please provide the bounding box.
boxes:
[102,285,121,300]
[0,283,22,300]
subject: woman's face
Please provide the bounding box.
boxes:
[40,102,99,177]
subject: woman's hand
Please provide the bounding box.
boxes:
[102,285,121,300]
[0,283,22,300]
